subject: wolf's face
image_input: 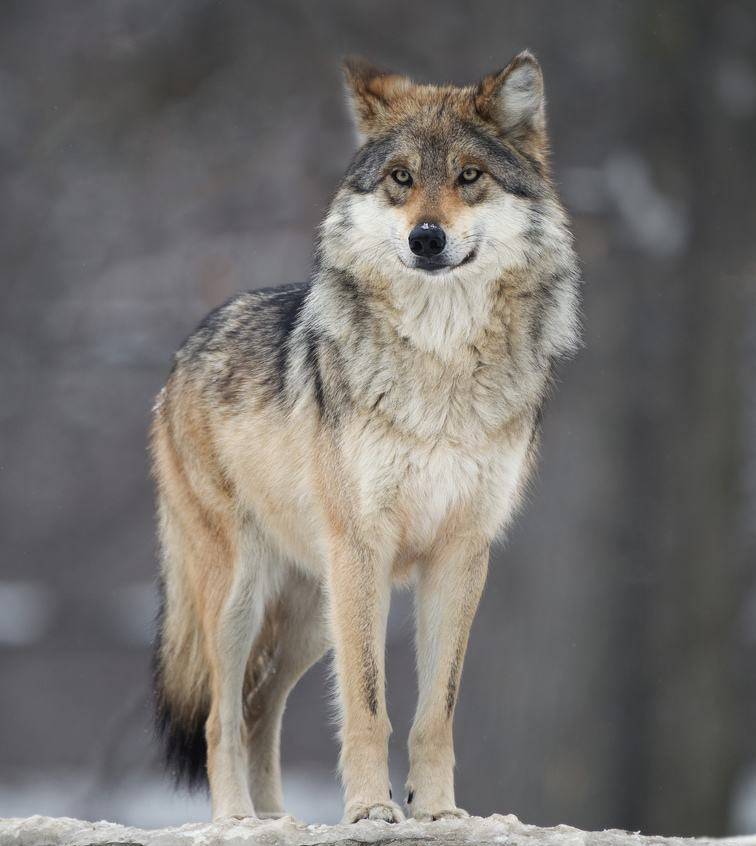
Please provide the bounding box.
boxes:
[321,52,553,290]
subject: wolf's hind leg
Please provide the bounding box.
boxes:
[244,568,329,818]
[204,530,278,821]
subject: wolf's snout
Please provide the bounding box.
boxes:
[409,222,446,258]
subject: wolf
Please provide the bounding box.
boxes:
[150,50,580,824]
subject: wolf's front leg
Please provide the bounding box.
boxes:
[328,532,404,824]
[407,539,489,820]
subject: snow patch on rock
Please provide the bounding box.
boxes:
[1,814,755,846]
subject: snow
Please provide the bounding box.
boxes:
[2,814,755,846]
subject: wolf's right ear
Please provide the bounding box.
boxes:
[342,57,412,144]
[475,51,545,138]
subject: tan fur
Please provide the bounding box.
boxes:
[151,51,580,824]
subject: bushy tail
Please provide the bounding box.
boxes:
[152,573,210,790]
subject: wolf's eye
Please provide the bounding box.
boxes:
[392,169,413,186]
[459,167,482,184]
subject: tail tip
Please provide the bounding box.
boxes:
[154,692,209,791]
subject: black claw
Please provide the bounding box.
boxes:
[407,790,414,804]
[389,788,393,800]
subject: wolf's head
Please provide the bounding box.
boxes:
[320,51,561,293]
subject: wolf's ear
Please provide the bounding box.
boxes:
[342,56,412,143]
[475,51,545,137]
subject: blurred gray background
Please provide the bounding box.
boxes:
[1,0,755,837]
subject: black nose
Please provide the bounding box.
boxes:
[408,222,446,258]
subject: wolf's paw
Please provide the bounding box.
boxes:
[410,805,469,822]
[343,800,405,824]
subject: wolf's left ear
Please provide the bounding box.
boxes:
[342,56,412,143]
[475,50,545,137]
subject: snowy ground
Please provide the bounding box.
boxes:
[3,813,756,846]
[3,770,756,837]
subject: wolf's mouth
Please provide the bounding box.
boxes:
[405,250,477,274]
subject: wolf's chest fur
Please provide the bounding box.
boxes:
[330,295,546,558]
[348,418,531,562]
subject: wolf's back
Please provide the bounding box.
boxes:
[173,283,312,407]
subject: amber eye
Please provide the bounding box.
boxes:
[459,167,482,184]
[392,169,413,186]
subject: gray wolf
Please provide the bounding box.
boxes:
[151,51,581,824]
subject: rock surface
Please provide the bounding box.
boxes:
[2,815,755,846]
